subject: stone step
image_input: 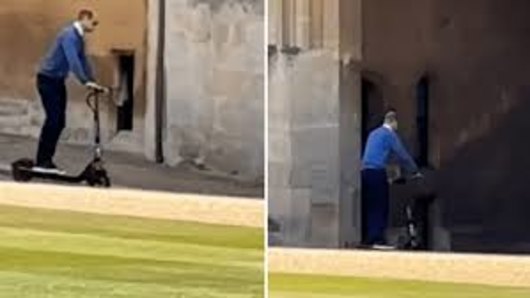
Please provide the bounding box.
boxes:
[0,99,29,117]
[0,99,33,131]
[0,114,31,127]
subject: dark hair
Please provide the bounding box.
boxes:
[78,9,94,20]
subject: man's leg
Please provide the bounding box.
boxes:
[361,170,371,244]
[362,169,389,245]
[36,75,66,167]
[373,172,389,244]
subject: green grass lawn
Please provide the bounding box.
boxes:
[0,205,263,298]
[270,273,530,298]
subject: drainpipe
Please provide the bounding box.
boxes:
[155,0,166,163]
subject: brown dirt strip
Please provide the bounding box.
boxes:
[269,247,530,288]
[0,182,264,228]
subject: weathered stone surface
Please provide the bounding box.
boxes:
[163,0,264,181]
[269,45,360,248]
[362,0,530,252]
[310,203,340,247]
[272,0,530,252]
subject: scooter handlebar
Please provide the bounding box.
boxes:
[85,87,111,113]
[87,85,110,94]
[391,173,424,185]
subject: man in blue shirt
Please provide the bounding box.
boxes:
[34,9,104,174]
[361,109,422,248]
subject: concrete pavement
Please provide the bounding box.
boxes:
[0,134,263,198]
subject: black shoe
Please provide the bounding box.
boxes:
[33,161,66,175]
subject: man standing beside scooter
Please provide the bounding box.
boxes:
[361,109,422,249]
[33,9,105,174]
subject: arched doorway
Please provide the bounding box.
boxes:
[361,76,385,154]
[416,75,430,167]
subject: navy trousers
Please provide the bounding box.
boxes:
[361,169,389,245]
[36,74,67,166]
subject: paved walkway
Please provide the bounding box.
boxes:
[0,134,263,198]
[269,247,530,288]
[0,182,264,227]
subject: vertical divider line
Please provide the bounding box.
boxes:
[155,0,166,163]
[264,0,270,297]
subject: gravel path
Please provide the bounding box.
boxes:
[0,182,264,228]
[269,247,530,288]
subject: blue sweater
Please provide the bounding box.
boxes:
[39,24,94,84]
[362,126,419,174]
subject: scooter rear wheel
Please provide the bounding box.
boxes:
[11,159,35,182]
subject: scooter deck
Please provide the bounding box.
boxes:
[11,158,110,187]
[15,166,85,183]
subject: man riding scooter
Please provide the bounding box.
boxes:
[361,109,423,250]
[33,9,105,174]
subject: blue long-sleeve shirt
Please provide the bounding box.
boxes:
[362,125,419,174]
[39,24,94,84]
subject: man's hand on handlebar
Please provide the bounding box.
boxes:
[411,172,424,180]
[85,81,108,93]
[391,172,423,185]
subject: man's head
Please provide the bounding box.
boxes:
[77,9,98,33]
[384,109,398,130]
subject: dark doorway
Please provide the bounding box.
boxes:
[117,54,135,131]
[361,78,384,155]
[416,76,430,167]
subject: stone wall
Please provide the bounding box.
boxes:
[271,0,530,252]
[431,0,530,252]
[0,0,263,181]
[269,0,361,248]
[269,50,342,247]
[162,0,264,181]
[362,0,530,252]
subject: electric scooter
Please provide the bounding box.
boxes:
[393,175,435,250]
[11,87,112,187]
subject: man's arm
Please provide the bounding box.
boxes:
[389,131,419,174]
[61,34,92,84]
[80,52,95,82]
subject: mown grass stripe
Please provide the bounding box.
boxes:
[0,205,262,250]
[0,227,261,268]
[0,205,263,297]
[0,247,261,290]
[0,271,255,298]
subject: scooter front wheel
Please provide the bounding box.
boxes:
[82,161,111,188]
[101,174,111,188]
[87,173,111,188]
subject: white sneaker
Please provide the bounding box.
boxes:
[370,244,397,251]
[32,165,67,175]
